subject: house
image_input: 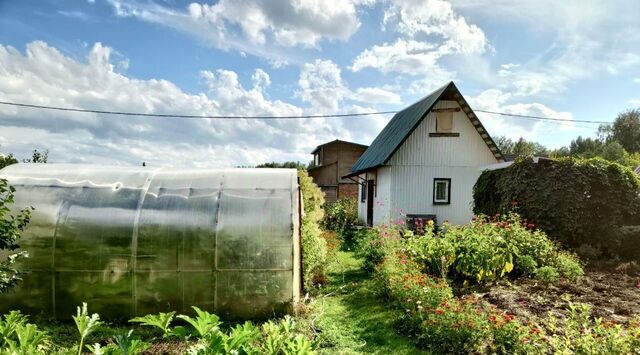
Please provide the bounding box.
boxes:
[308,139,368,203]
[344,82,503,226]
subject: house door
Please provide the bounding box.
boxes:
[366,180,374,226]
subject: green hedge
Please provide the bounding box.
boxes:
[473,157,640,257]
[298,170,328,289]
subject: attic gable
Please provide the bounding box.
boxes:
[349,82,502,175]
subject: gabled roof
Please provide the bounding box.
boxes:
[348,81,502,176]
[310,139,368,154]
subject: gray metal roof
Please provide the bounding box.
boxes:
[348,81,502,176]
[635,165,640,175]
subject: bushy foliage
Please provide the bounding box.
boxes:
[0,179,33,293]
[298,170,328,288]
[322,198,358,238]
[403,213,582,284]
[0,305,317,354]
[473,157,640,258]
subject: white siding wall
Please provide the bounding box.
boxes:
[384,100,498,225]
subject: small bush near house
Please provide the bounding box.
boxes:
[298,170,328,289]
[322,197,358,244]
[473,157,640,259]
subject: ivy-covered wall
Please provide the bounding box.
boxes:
[473,157,640,258]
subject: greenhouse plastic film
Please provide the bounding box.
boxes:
[0,164,301,320]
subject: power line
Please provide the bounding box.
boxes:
[0,100,610,125]
[475,109,608,125]
[0,101,396,119]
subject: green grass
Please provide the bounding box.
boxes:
[308,251,427,355]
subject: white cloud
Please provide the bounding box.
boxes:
[0,41,393,167]
[452,1,640,96]
[109,0,363,56]
[351,87,401,104]
[351,39,453,76]
[384,0,487,54]
[468,88,586,146]
[634,78,640,84]
[297,59,349,113]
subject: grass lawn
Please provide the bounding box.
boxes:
[307,250,427,355]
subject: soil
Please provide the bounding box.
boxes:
[480,263,640,324]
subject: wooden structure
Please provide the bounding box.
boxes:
[344,82,503,226]
[308,140,368,203]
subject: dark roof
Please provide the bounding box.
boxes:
[348,81,502,176]
[310,139,368,154]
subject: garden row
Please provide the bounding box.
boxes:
[0,303,315,354]
[355,213,640,354]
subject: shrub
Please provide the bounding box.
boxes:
[473,157,640,258]
[535,266,560,284]
[354,228,386,274]
[403,213,582,284]
[322,198,358,237]
[553,252,584,281]
[0,179,33,293]
[299,170,328,289]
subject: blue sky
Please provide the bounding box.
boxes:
[0,0,639,167]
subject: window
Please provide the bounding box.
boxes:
[360,181,366,203]
[436,111,453,133]
[433,178,451,205]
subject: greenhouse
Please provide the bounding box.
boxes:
[0,164,301,320]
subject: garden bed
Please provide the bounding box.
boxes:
[482,265,640,324]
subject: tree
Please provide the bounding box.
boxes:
[569,136,603,157]
[495,136,548,156]
[0,179,32,293]
[600,109,640,153]
[22,149,49,163]
[0,153,18,170]
[256,161,307,170]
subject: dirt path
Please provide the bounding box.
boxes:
[309,251,427,355]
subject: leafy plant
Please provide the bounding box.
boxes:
[111,330,149,355]
[535,266,560,284]
[0,178,33,293]
[129,311,175,337]
[73,303,103,355]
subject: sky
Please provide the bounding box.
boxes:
[0,0,639,167]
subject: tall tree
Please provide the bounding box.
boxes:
[495,136,548,156]
[600,109,640,153]
[569,136,603,157]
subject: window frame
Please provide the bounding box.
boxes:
[360,181,366,203]
[435,111,454,133]
[433,178,451,205]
